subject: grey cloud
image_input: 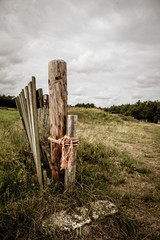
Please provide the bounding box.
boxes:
[0,86,17,96]
[93,96,110,100]
[69,51,116,74]
[0,68,23,85]
[136,73,160,88]
[74,95,90,103]
[132,93,143,99]
[0,0,159,107]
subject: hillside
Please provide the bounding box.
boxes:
[104,100,160,123]
[0,107,160,239]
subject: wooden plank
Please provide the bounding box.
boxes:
[41,94,49,142]
[43,94,49,107]
[36,88,44,108]
[32,77,43,187]
[37,88,43,125]
[21,89,32,146]
[19,91,31,146]
[48,59,67,183]
[28,78,43,186]
[41,107,49,141]
[15,96,29,144]
[65,115,78,190]
[25,86,33,152]
[18,92,26,128]
[40,143,52,171]
[28,82,36,161]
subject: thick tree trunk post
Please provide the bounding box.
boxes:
[65,115,78,190]
[48,60,67,183]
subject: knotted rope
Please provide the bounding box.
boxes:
[48,135,78,171]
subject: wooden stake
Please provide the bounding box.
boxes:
[28,77,43,187]
[36,88,44,108]
[25,86,33,152]
[43,94,49,107]
[48,60,67,183]
[15,96,29,144]
[19,90,32,146]
[65,115,78,190]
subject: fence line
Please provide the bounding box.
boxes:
[16,78,42,186]
[16,59,78,189]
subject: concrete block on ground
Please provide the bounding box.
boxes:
[42,200,117,232]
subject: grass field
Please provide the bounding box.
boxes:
[0,107,160,239]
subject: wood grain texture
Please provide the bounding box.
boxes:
[48,60,67,183]
[32,77,43,186]
[15,96,29,144]
[19,91,31,146]
[28,82,36,159]
[65,115,78,190]
[28,78,42,186]
[25,86,33,152]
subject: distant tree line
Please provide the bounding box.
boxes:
[74,103,96,108]
[72,100,160,123]
[104,100,160,123]
[1,95,159,123]
[0,95,16,108]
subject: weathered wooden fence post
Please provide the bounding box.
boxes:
[28,77,43,187]
[36,88,44,108]
[48,60,67,183]
[65,115,78,190]
[15,97,29,144]
[43,94,49,107]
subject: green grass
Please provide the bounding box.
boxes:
[0,108,20,128]
[0,108,160,239]
[0,109,35,204]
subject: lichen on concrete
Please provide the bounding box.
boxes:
[91,200,118,220]
[42,200,117,232]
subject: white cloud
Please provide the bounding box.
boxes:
[69,51,116,74]
[68,49,131,74]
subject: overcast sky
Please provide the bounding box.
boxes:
[0,0,160,107]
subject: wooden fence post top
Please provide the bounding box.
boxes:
[48,59,66,64]
[48,60,67,83]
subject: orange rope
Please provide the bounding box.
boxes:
[48,135,78,171]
